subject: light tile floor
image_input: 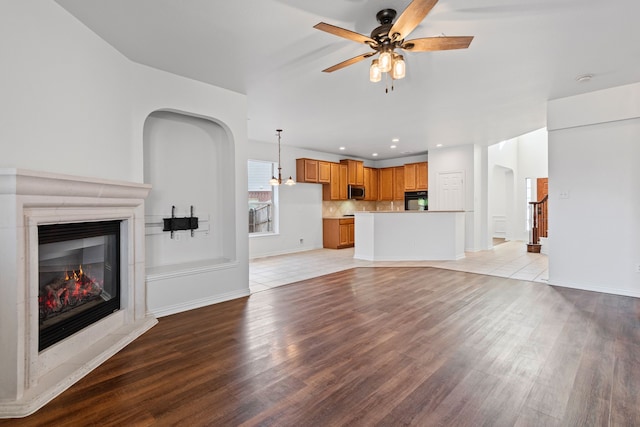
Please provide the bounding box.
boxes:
[249,240,548,294]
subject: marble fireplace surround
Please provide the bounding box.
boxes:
[0,169,158,418]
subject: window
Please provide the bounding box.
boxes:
[248,160,277,234]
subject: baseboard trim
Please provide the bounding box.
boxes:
[548,279,640,299]
[150,289,250,318]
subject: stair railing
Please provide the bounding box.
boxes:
[528,195,548,246]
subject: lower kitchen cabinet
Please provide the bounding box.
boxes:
[323,217,354,249]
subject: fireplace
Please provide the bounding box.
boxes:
[38,221,121,351]
[0,169,156,418]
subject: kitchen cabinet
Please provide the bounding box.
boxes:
[318,161,331,183]
[340,159,364,186]
[296,158,331,184]
[322,162,348,201]
[378,167,394,201]
[296,158,318,183]
[393,166,405,200]
[363,167,378,201]
[404,162,428,191]
[323,217,354,249]
[379,166,404,201]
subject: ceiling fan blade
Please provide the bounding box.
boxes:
[314,22,376,45]
[322,52,376,73]
[389,0,439,41]
[401,36,473,51]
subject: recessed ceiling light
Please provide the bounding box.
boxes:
[390,145,397,149]
[436,143,443,147]
[576,74,593,83]
[372,153,378,157]
[392,138,399,142]
[339,146,346,150]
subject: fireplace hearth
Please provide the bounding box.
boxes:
[38,221,121,351]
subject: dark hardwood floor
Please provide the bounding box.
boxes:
[3,267,640,426]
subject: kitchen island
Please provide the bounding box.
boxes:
[354,211,465,261]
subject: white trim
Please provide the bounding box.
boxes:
[549,280,640,299]
[151,289,250,318]
[146,259,238,282]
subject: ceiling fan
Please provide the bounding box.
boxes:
[314,0,473,86]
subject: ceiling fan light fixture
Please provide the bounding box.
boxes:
[391,54,406,80]
[370,59,382,82]
[378,51,392,73]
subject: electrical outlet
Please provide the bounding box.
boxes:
[299,238,304,245]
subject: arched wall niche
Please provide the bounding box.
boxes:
[143,109,236,269]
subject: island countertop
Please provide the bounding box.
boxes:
[353,211,465,261]
[355,210,464,214]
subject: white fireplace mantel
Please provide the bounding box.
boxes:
[0,169,157,418]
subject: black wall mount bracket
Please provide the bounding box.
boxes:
[163,205,198,238]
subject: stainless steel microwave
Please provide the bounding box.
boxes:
[348,185,365,200]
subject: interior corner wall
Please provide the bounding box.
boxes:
[0,1,134,181]
[2,1,250,316]
[547,83,640,297]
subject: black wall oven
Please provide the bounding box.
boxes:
[405,191,428,210]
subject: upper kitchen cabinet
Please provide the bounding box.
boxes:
[318,161,331,183]
[363,167,378,201]
[393,166,405,200]
[404,162,428,191]
[378,167,394,201]
[340,159,364,186]
[296,158,331,184]
[323,162,348,201]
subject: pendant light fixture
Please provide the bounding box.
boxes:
[269,129,295,186]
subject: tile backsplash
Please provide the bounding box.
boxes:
[322,200,404,217]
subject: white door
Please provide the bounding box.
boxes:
[437,171,465,211]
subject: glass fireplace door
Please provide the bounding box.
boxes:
[38,221,121,351]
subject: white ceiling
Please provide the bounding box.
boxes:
[56,0,640,160]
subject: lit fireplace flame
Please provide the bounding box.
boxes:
[39,264,103,323]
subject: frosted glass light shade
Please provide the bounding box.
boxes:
[369,59,382,82]
[378,51,392,73]
[392,55,406,80]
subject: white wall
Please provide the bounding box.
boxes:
[143,112,231,266]
[428,144,487,251]
[247,141,341,258]
[1,1,250,316]
[488,129,548,242]
[547,82,640,297]
[516,128,548,241]
[0,1,134,181]
[374,153,428,168]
